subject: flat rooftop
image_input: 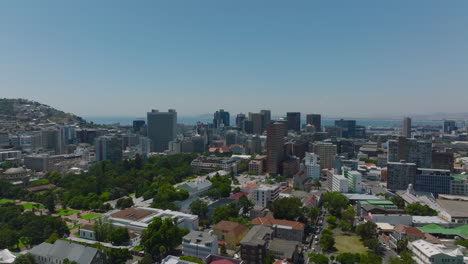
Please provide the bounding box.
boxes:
[110,208,153,221]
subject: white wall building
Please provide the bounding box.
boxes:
[182,231,218,261]
[304,152,321,180]
[332,173,349,193]
[409,239,463,264]
[253,184,281,207]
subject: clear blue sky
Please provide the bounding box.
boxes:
[1,1,467,118]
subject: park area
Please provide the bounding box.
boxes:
[79,213,101,221]
[21,202,44,210]
[0,198,14,204]
[334,234,368,254]
[57,209,80,216]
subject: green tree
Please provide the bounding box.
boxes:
[455,239,468,248]
[189,199,209,218]
[389,250,415,264]
[212,202,238,224]
[179,256,203,264]
[336,253,360,264]
[47,171,62,185]
[270,197,304,221]
[43,191,56,214]
[390,195,405,209]
[13,254,36,264]
[326,216,336,226]
[405,202,438,216]
[263,250,275,264]
[106,248,132,264]
[109,227,130,246]
[356,222,377,240]
[308,253,329,264]
[309,207,320,222]
[321,192,348,217]
[238,194,254,215]
[319,229,335,252]
[341,205,355,223]
[140,217,189,259]
[116,197,134,209]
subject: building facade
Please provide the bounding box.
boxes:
[147,109,177,152]
[266,122,286,175]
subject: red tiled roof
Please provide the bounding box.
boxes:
[394,224,424,237]
[252,217,305,230]
[243,183,257,189]
[229,192,249,199]
[213,220,249,237]
[211,260,235,264]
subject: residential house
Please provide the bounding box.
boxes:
[252,217,304,242]
[213,221,249,249]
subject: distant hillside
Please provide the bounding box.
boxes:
[0,98,86,125]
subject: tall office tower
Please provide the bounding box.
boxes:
[0,131,10,147]
[313,142,337,170]
[247,135,262,154]
[387,161,417,190]
[286,112,301,132]
[443,120,457,134]
[306,114,321,132]
[41,129,59,153]
[94,135,123,163]
[147,109,177,152]
[304,152,321,180]
[244,120,254,134]
[137,136,151,159]
[334,119,356,138]
[260,110,271,131]
[133,120,146,134]
[236,113,246,129]
[334,155,343,175]
[432,151,454,172]
[213,109,230,128]
[58,126,75,154]
[225,130,237,146]
[388,136,432,168]
[266,122,286,175]
[249,112,264,135]
[402,117,412,138]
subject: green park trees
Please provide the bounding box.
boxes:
[140,217,189,259]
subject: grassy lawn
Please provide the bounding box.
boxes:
[79,213,101,221]
[334,235,368,254]
[57,209,80,216]
[22,203,44,210]
[67,224,82,230]
[0,198,14,204]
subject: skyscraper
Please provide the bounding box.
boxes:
[286,112,301,132]
[236,113,246,129]
[387,161,417,190]
[313,142,337,170]
[95,135,123,163]
[133,120,146,134]
[388,137,432,168]
[402,117,411,138]
[266,122,286,175]
[249,112,264,135]
[334,119,356,138]
[306,114,321,132]
[443,120,457,134]
[147,109,177,152]
[260,110,271,131]
[213,109,230,128]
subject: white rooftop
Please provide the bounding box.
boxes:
[411,239,463,258]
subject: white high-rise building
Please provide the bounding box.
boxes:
[332,173,349,193]
[252,184,281,207]
[304,152,321,180]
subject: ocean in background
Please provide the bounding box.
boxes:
[84,116,460,128]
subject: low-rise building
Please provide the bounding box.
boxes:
[252,217,304,242]
[161,256,200,264]
[240,225,273,264]
[213,220,249,249]
[408,239,464,264]
[105,207,198,231]
[182,230,218,261]
[28,240,105,264]
[388,224,425,250]
[191,156,239,174]
[248,160,263,175]
[268,239,302,263]
[177,178,212,197]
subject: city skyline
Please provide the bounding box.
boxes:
[1,1,468,117]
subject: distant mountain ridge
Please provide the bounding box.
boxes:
[0,98,86,125]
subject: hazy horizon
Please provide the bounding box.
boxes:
[1,1,467,117]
